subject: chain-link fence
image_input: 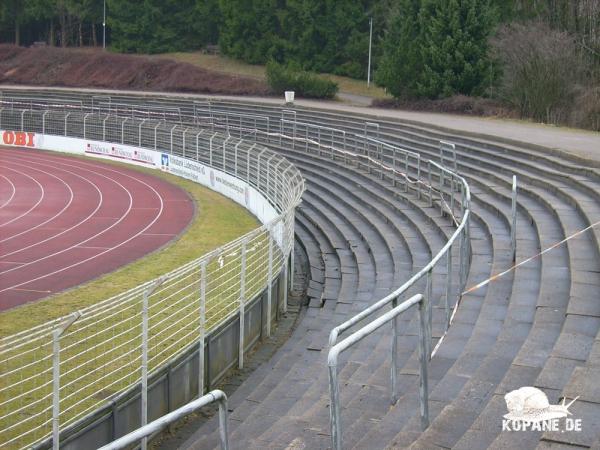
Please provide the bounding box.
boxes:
[0,107,303,450]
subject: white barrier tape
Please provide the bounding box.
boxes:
[432,218,600,358]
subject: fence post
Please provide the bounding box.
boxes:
[511,175,517,262]
[196,132,200,161]
[234,142,241,177]
[289,210,295,292]
[418,299,429,430]
[283,254,289,314]
[52,313,80,450]
[199,261,207,396]
[210,134,215,166]
[267,225,274,338]
[52,330,61,450]
[239,241,247,369]
[141,289,149,450]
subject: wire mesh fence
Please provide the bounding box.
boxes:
[0,107,303,450]
[0,94,471,449]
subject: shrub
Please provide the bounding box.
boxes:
[265,61,338,99]
[491,21,584,125]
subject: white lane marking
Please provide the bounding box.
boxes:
[0,174,17,209]
[0,154,166,293]
[0,162,103,258]
[0,159,74,243]
[0,167,44,228]
[0,167,129,276]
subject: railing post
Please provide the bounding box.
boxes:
[428,161,433,207]
[417,155,421,200]
[445,246,452,330]
[511,175,517,262]
[199,261,207,396]
[439,166,444,216]
[239,241,247,369]
[450,176,455,220]
[418,298,429,430]
[391,296,399,404]
[426,268,433,359]
[328,363,341,450]
[404,153,409,193]
[267,225,274,338]
[52,330,61,450]
[392,149,397,187]
[218,395,230,450]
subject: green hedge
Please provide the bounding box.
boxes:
[266,62,338,99]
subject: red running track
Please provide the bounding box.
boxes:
[0,147,194,311]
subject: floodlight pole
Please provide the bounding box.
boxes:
[367,17,373,88]
[103,0,106,50]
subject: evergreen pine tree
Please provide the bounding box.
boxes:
[374,0,422,97]
[416,0,497,98]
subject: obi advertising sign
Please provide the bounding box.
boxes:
[1,130,37,148]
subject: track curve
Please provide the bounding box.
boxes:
[0,147,194,310]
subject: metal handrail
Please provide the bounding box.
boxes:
[328,181,470,350]
[97,390,229,450]
[328,294,428,450]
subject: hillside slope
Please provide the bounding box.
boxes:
[0,45,270,95]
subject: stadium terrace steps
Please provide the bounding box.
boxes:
[2,89,598,449]
[179,110,600,449]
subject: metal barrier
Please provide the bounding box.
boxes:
[97,390,229,450]
[328,294,429,450]
[0,92,472,449]
[0,107,304,450]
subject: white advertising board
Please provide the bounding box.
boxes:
[1,130,279,236]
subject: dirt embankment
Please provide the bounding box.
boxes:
[0,45,270,95]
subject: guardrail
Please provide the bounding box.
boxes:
[97,390,229,450]
[0,107,304,450]
[328,294,429,450]
[0,92,472,449]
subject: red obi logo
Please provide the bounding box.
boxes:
[2,131,36,147]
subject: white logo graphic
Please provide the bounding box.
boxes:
[502,387,581,432]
